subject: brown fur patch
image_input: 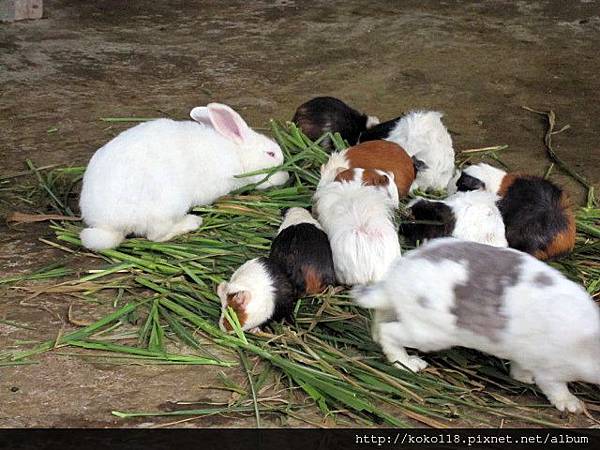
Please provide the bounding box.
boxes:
[345,140,415,197]
[302,265,325,295]
[334,167,391,188]
[534,192,576,260]
[498,172,520,196]
[222,292,248,331]
[334,168,357,183]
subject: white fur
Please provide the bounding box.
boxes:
[384,110,455,192]
[79,103,289,250]
[461,163,507,195]
[352,238,600,413]
[366,115,380,128]
[217,258,276,332]
[278,207,322,233]
[318,150,350,188]
[313,170,401,285]
[409,191,508,247]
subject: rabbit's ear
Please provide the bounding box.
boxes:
[190,106,212,125]
[206,103,250,144]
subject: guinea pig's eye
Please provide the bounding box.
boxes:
[267,151,276,158]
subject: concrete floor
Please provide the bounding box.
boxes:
[1,0,599,427]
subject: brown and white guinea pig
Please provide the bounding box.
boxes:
[291,96,380,150]
[318,140,415,198]
[400,190,508,248]
[453,163,576,260]
[269,207,336,296]
[217,257,296,333]
[359,110,455,192]
[314,167,401,285]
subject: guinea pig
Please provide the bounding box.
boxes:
[401,190,508,247]
[359,110,455,192]
[269,207,336,295]
[318,140,415,198]
[352,238,600,413]
[454,163,576,260]
[313,167,401,285]
[217,257,296,333]
[292,96,379,150]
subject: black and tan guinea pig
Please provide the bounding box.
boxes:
[217,207,336,332]
[292,96,380,150]
[453,163,576,260]
[269,207,336,296]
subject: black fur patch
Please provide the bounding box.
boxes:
[269,223,336,296]
[400,200,456,244]
[258,257,297,324]
[358,115,403,142]
[497,177,570,256]
[411,156,428,173]
[456,172,485,191]
[291,97,368,150]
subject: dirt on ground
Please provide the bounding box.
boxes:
[1,0,599,428]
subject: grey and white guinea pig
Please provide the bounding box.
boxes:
[269,207,336,296]
[400,190,507,248]
[359,110,455,192]
[351,238,600,413]
[217,257,296,333]
[453,163,576,260]
[292,96,379,151]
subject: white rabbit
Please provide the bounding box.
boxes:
[352,238,600,413]
[313,167,401,285]
[79,103,289,250]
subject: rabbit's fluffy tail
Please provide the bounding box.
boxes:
[80,227,125,251]
[351,284,390,310]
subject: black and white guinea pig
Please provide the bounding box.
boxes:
[292,96,379,150]
[217,257,296,333]
[217,207,336,333]
[454,163,576,260]
[359,110,455,192]
[400,190,508,247]
[269,207,336,296]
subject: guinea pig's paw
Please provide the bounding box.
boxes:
[395,355,428,373]
[554,394,584,414]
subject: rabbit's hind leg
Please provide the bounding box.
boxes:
[147,215,202,242]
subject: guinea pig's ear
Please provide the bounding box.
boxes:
[412,156,428,173]
[456,172,485,192]
[230,290,251,308]
[280,207,290,218]
[206,103,251,145]
[217,282,228,302]
[190,106,211,125]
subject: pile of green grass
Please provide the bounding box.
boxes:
[1,121,599,427]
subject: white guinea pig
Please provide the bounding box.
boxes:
[79,103,289,250]
[402,190,508,247]
[359,110,455,192]
[352,238,600,413]
[313,167,401,285]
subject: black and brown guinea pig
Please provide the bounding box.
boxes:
[291,96,379,150]
[217,207,336,333]
[454,163,576,260]
[269,207,336,295]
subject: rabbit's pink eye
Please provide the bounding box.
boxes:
[267,151,276,158]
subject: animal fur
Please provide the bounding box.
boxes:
[352,238,600,413]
